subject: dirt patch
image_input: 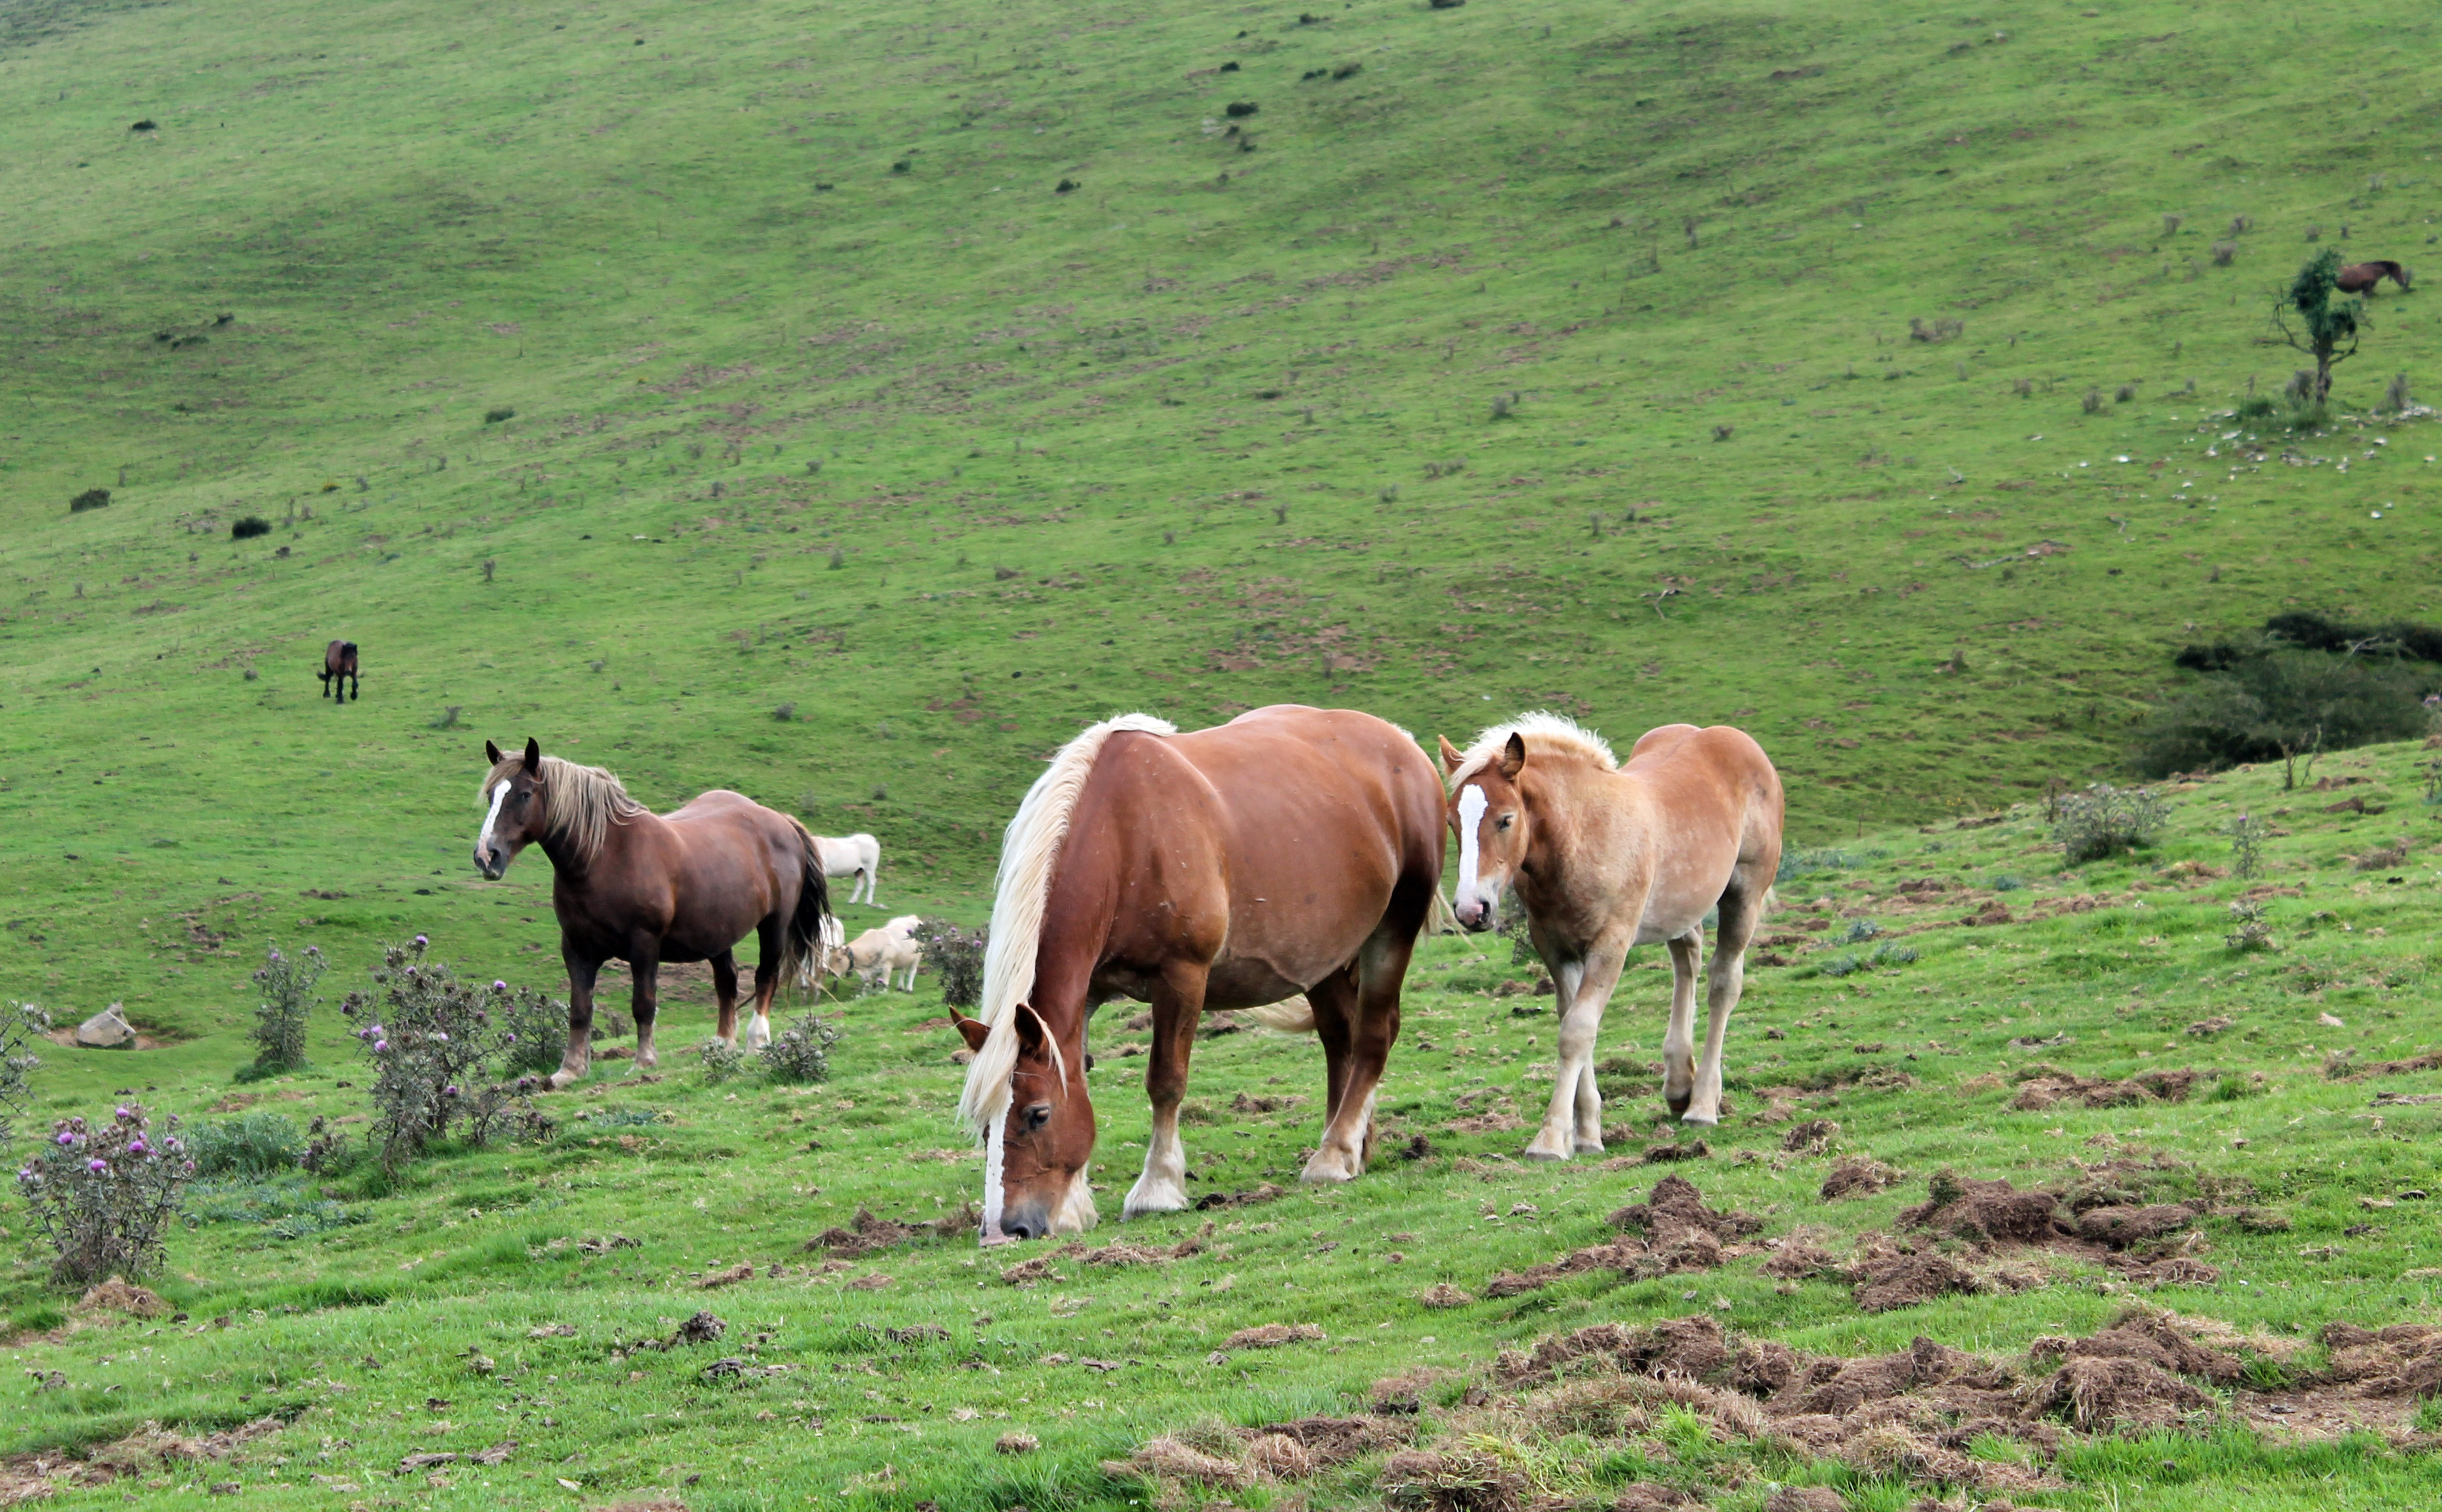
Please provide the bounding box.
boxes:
[75,1277,168,1319]
[1220,1323,1324,1351]
[2031,1313,2240,1385]
[2073,1203,2201,1249]
[805,1208,918,1257]
[1419,1283,1475,1308]
[1102,1413,1416,1496]
[1062,1236,1206,1266]
[1195,1182,1287,1210]
[2023,1354,2211,1430]
[1609,1175,1760,1244]
[1487,1178,1760,1296]
[1819,1157,1901,1200]
[1852,1247,1984,1313]
[1899,1172,2070,1244]
[2008,1067,2199,1111]
[1780,1119,1839,1155]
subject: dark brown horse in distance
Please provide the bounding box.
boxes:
[472,738,831,1089]
[951,705,1444,1243]
[2338,261,2412,295]
[319,640,359,702]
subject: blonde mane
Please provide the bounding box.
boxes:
[481,756,647,865]
[957,713,1176,1136]
[1445,711,1618,791]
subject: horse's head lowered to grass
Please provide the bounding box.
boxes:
[952,1004,1095,1244]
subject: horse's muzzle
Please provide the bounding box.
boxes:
[474,847,509,881]
[993,1199,1051,1243]
[1454,897,1496,933]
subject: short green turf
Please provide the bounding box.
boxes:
[5,0,2442,1505]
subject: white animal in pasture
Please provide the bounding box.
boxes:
[812,832,882,905]
[840,927,922,992]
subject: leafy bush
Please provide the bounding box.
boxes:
[1840,919,1883,944]
[187,1112,303,1178]
[2134,651,2431,785]
[911,919,986,1010]
[495,984,571,1078]
[17,1104,194,1283]
[246,941,325,1076]
[699,1038,748,1085]
[68,489,110,513]
[1776,847,1874,883]
[1990,875,2027,892]
[0,1004,51,1144]
[760,1012,843,1085]
[2052,782,2167,863]
[338,937,541,1172]
[184,1172,356,1239]
[231,516,271,539]
[2225,901,2274,953]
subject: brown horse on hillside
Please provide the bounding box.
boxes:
[320,640,359,702]
[472,738,831,1089]
[1439,714,1782,1154]
[950,705,1444,1243]
[2338,261,2412,295]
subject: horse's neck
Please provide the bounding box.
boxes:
[1524,765,1643,898]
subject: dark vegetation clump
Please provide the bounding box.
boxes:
[18,1105,193,1283]
[496,985,573,1077]
[187,1112,304,1178]
[69,488,110,513]
[2051,782,2166,862]
[912,919,986,1009]
[1054,178,1080,193]
[483,406,515,424]
[760,1012,842,1084]
[2138,648,2431,784]
[2271,248,2366,405]
[231,517,271,539]
[242,941,325,1078]
[1224,101,1259,118]
[338,937,542,1173]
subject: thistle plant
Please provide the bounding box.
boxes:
[18,1104,193,1283]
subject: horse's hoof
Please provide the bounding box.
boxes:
[1664,1092,1693,1118]
[1121,1180,1189,1219]
[545,1069,585,1092]
[1298,1153,1360,1185]
[1573,1138,1605,1155]
[1520,1140,1571,1163]
[1679,1110,1720,1128]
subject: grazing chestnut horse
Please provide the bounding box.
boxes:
[2338,260,2412,295]
[472,738,831,1088]
[1439,714,1782,1153]
[952,705,1444,1242]
[319,640,359,702]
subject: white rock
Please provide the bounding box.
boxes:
[76,1004,134,1049]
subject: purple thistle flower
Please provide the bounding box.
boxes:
[433,1031,449,1042]
[374,1039,389,1053]
[493,980,508,992]
[54,1132,73,1147]
[269,948,283,963]
[444,1084,461,1098]
[413,934,429,948]
[116,1105,135,1121]
[503,1033,517,1044]
[87,1157,107,1174]
[165,1139,184,1155]
[128,1138,148,1155]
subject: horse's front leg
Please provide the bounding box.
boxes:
[1527,950,1623,1159]
[630,942,663,1070]
[711,950,741,1046]
[1124,967,1207,1219]
[1662,927,1705,1118]
[547,950,600,1091]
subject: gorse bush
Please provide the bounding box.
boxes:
[912,918,986,1010]
[338,937,541,1172]
[2053,782,2168,863]
[495,984,572,1077]
[0,1004,52,1144]
[246,941,325,1076]
[187,1112,304,1178]
[760,1012,843,1085]
[17,1104,194,1284]
[2135,649,2430,786]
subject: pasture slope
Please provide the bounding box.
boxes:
[0,0,2437,1505]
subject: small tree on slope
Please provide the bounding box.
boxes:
[2271,249,2366,406]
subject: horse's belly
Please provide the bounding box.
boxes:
[1204,957,1309,1009]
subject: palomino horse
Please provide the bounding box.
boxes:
[1439,714,1782,1153]
[812,832,882,905]
[319,640,359,703]
[472,738,831,1087]
[2338,260,2412,295]
[952,705,1444,1242]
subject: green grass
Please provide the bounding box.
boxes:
[4,0,2442,1504]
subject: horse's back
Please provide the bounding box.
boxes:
[1620,724,1783,867]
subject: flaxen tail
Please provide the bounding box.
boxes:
[1244,995,1317,1034]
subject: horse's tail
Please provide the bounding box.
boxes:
[780,819,835,989]
[1427,889,1461,937]
[1244,995,1317,1035]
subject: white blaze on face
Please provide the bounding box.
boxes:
[1454,782,1488,910]
[477,779,513,861]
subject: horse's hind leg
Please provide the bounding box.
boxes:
[1661,927,1705,1118]
[548,950,600,1092]
[1305,945,1396,1185]
[711,949,742,1047]
[1124,963,1208,1219]
[630,942,663,1070]
[743,920,780,1051]
[1685,875,1766,1126]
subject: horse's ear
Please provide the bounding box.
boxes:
[485,740,504,766]
[1496,732,1528,781]
[521,737,541,775]
[1012,1002,1049,1052]
[1436,734,1464,773]
[950,1013,991,1053]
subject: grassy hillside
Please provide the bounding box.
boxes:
[5,0,2442,1503]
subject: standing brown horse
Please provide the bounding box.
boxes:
[2337,261,2412,295]
[472,738,831,1089]
[950,705,1444,1243]
[1439,714,1782,1153]
[319,640,359,702]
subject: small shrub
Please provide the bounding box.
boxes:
[698,1038,748,1085]
[1840,918,1884,944]
[495,985,571,1078]
[1223,101,1259,118]
[2229,215,2253,236]
[2225,901,2273,952]
[338,938,541,1172]
[2012,377,2031,397]
[2081,387,2102,413]
[0,1005,50,1144]
[231,517,271,539]
[187,1112,303,1178]
[2136,651,2430,782]
[69,489,110,513]
[2304,224,2322,242]
[246,941,325,1076]
[300,1114,355,1176]
[483,407,515,425]
[1776,846,1869,882]
[1053,178,1080,194]
[828,545,846,570]
[2385,372,2412,413]
[183,1172,346,1230]
[1991,875,2026,892]
[2211,240,2236,266]
[912,919,986,1009]
[760,1013,842,1085]
[2052,782,2167,863]
[891,158,912,174]
[18,1104,193,1284]
[2114,383,2137,403]
[773,701,797,722]
[2234,394,2277,421]
[1869,941,1918,967]
[2229,812,2266,879]
[2161,212,2183,236]
[1711,423,1733,442]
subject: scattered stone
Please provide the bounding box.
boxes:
[76,1003,135,1049]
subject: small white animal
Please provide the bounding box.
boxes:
[882,914,923,939]
[838,927,921,992]
[812,832,882,905]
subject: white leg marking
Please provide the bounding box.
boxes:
[1125,1104,1189,1218]
[744,1010,772,1052]
[1528,962,1601,1160]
